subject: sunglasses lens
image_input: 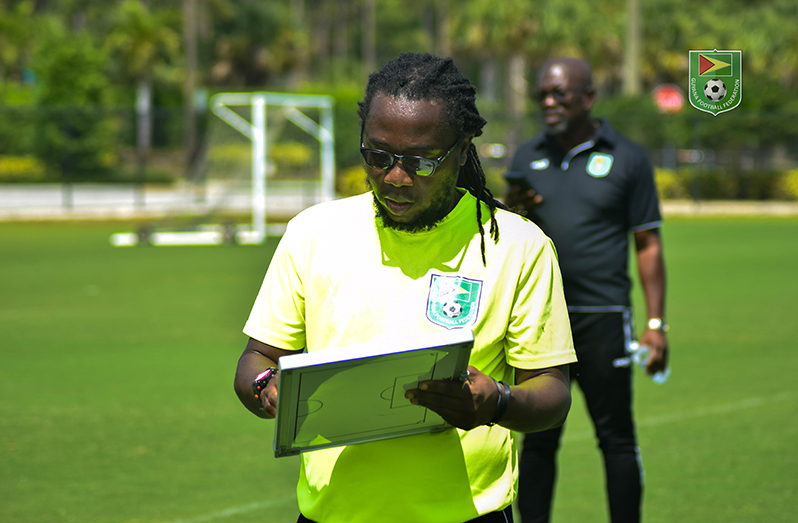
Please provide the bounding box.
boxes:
[362,149,394,170]
[413,158,436,176]
[360,148,438,176]
[537,90,575,103]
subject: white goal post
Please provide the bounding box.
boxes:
[111,91,335,247]
[211,92,336,243]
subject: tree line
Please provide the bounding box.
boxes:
[1,0,797,186]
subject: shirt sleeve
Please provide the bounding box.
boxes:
[505,234,577,370]
[627,147,663,231]
[243,221,307,351]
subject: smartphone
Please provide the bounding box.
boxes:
[501,171,532,191]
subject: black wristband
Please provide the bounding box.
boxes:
[489,380,511,426]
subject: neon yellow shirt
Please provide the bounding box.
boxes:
[244,190,576,523]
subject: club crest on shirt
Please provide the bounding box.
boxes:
[426,274,482,329]
[586,152,614,177]
[530,158,550,170]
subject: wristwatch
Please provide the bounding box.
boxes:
[252,367,279,402]
[647,318,669,332]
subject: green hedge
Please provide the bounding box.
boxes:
[0,155,52,183]
[656,168,798,201]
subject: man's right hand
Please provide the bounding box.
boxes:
[504,185,543,215]
[258,376,279,418]
[235,338,300,419]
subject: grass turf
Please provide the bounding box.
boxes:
[1,217,796,523]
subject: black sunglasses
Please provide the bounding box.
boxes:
[360,126,462,177]
[535,87,586,104]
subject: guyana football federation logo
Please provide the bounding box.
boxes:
[426,274,482,329]
[688,49,742,116]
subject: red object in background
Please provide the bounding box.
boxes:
[653,84,685,114]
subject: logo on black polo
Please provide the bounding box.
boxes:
[530,159,549,170]
[586,153,614,177]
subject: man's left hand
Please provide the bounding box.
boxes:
[405,365,500,430]
[638,329,669,375]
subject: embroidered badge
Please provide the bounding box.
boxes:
[426,274,483,329]
[586,152,614,177]
[530,158,550,170]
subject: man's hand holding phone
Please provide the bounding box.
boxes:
[502,172,543,215]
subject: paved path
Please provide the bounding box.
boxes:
[1,184,798,222]
[660,199,798,217]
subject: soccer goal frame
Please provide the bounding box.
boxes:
[111,91,335,247]
[210,92,336,243]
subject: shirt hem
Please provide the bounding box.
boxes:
[631,220,663,232]
[566,305,632,313]
[242,325,305,352]
[509,352,578,370]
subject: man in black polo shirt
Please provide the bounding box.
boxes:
[505,57,669,523]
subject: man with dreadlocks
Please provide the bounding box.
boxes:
[234,52,576,523]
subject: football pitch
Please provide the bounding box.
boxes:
[1,217,796,523]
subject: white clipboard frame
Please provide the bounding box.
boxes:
[273,329,473,458]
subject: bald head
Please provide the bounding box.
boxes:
[535,57,596,148]
[538,58,593,91]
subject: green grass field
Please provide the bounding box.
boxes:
[1,217,796,523]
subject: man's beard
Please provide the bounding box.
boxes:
[546,119,568,135]
[364,173,460,233]
[372,194,452,233]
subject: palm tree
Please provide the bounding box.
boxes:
[0,1,37,82]
[106,0,181,169]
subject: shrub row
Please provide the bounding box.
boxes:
[6,151,797,202]
[655,168,798,201]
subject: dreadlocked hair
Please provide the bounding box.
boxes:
[358,52,508,266]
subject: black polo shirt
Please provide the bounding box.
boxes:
[509,119,662,309]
